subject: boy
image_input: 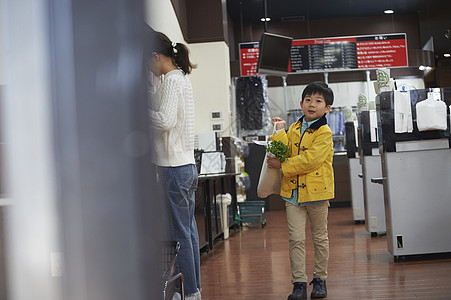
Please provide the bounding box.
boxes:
[267,81,334,300]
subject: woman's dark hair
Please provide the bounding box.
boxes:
[148,31,196,75]
[301,81,334,106]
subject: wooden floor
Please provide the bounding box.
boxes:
[199,207,451,300]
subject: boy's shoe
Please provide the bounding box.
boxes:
[309,277,327,298]
[287,282,307,300]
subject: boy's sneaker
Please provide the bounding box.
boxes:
[309,277,327,298]
[287,282,307,300]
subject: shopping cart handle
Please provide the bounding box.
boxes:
[371,177,385,185]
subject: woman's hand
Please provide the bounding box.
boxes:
[271,117,286,130]
[267,155,281,169]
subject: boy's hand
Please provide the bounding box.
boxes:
[272,117,286,130]
[267,155,281,169]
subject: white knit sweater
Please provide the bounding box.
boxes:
[149,69,195,167]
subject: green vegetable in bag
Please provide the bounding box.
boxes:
[266,140,290,163]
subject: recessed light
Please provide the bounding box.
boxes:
[384,9,394,14]
[444,53,451,57]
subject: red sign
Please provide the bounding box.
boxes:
[356,36,408,69]
[238,34,408,75]
[239,42,259,76]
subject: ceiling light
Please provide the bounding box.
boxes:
[384,9,394,14]
[260,17,271,22]
[444,53,451,57]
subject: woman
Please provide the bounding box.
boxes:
[148,31,201,300]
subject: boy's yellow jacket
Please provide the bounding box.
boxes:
[271,115,334,203]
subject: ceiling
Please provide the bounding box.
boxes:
[227,0,450,55]
[227,0,426,22]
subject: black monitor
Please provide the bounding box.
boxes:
[257,32,293,76]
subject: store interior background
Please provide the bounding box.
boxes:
[0,0,450,299]
[147,0,450,208]
[148,0,450,139]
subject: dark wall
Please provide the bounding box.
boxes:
[437,59,451,87]
[229,14,424,81]
[230,14,420,61]
[171,0,229,44]
[332,154,352,208]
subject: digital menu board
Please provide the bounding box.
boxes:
[290,34,408,72]
[239,42,259,76]
[239,34,408,76]
[290,37,358,71]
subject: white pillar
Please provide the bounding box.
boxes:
[2,1,62,299]
[366,70,371,101]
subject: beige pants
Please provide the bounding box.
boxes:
[286,201,329,283]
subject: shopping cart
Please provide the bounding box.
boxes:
[161,241,185,300]
[237,200,266,228]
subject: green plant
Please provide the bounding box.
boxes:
[266,140,290,163]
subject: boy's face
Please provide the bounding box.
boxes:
[300,93,331,122]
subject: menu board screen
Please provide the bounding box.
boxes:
[290,34,407,72]
[239,42,260,76]
[290,37,358,72]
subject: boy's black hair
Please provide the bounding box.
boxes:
[301,81,334,106]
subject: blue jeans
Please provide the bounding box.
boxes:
[157,164,200,295]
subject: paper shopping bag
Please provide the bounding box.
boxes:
[257,154,282,198]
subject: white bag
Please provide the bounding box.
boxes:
[257,154,282,198]
[257,122,284,198]
[416,98,447,132]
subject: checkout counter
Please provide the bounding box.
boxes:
[358,111,386,236]
[376,88,451,259]
[345,121,365,223]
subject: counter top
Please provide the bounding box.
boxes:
[198,172,240,179]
